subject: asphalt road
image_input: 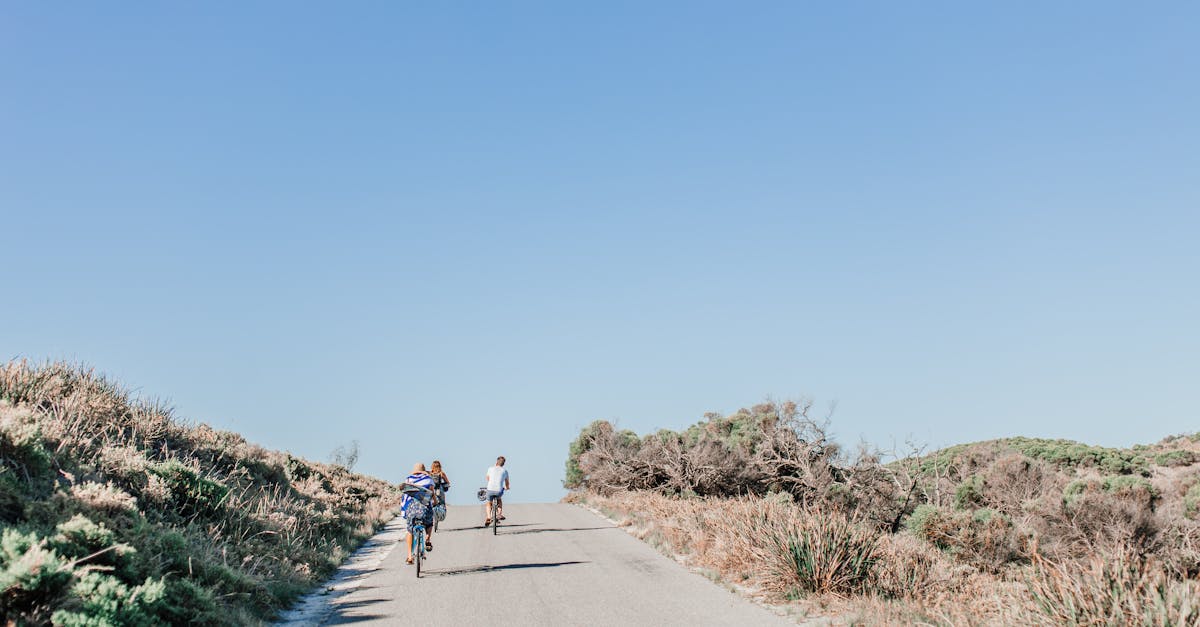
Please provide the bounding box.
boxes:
[302,503,792,627]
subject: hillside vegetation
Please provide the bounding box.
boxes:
[0,361,400,625]
[566,402,1200,625]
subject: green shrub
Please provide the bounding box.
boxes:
[0,417,55,494]
[0,528,76,623]
[1154,450,1198,468]
[1004,438,1149,475]
[155,577,219,625]
[284,455,313,482]
[905,504,940,538]
[972,508,999,524]
[49,515,136,579]
[1185,483,1200,519]
[0,471,27,522]
[906,505,1020,571]
[52,572,166,627]
[564,420,609,489]
[955,475,986,509]
[1065,476,1158,508]
[147,461,230,520]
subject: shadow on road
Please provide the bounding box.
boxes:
[433,522,540,533]
[429,561,588,577]
[501,526,612,536]
[325,613,389,625]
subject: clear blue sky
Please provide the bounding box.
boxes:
[2,3,1197,503]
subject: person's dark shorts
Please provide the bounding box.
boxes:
[486,490,504,501]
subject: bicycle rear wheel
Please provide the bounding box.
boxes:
[414,528,423,578]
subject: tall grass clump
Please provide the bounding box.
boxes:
[0,360,401,625]
[756,509,878,597]
[1017,551,1200,626]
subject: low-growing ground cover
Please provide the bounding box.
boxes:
[0,361,401,625]
[566,402,1200,625]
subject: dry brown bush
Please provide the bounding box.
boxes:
[978,453,1062,516]
[567,402,1200,624]
[1026,486,1160,561]
[580,490,1016,624]
[576,488,1200,626]
[570,401,921,533]
[870,533,960,602]
[908,506,1026,573]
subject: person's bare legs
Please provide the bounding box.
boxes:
[405,531,414,563]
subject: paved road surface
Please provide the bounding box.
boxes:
[299,503,792,626]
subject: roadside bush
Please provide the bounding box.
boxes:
[0,409,55,496]
[0,472,26,523]
[1185,483,1200,519]
[1051,481,1160,557]
[1064,475,1158,508]
[1005,438,1149,476]
[870,533,944,601]
[977,453,1060,517]
[906,505,1022,571]
[568,402,857,510]
[52,573,166,627]
[69,482,139,516]
[1016,551,1200,626]
[905,504,939,537]
[1155,450,1198,468]
[954,475,986,509]
[753,508,879,597]
[1156,519,1200,579]
[0,528,77,623]
[147,461,230,521]
[156,577,221,625]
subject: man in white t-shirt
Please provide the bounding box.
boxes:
[483,456,510,526]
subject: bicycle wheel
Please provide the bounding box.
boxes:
[415,527,423,578]
[492,498,499,535]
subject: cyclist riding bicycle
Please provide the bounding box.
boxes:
[483,456,509,527]
[430,460,451,497]
[429,460,451,528]
[401,463,438,564]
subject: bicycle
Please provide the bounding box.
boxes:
[478,487,506,535]
[410,517,427,578]
[489,492,500,535]
[432,486,445,533]
[402,484,436,577]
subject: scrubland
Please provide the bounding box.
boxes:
[565,402,1200,625]
[0,361,400,625]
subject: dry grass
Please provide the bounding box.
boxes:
[573,491,1000,624]
[1015,551,1200,626]
[0,360,401,624]
[574,489,1200,626]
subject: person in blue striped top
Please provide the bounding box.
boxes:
[402,463,437,565]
